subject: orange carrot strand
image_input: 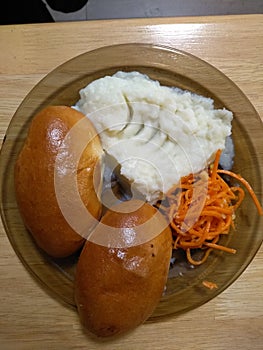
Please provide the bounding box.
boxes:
[217,169,263,216]
[161,149,263,266]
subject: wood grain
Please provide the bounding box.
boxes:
[0,15,263,350]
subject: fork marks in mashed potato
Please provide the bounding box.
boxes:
[74,71,233,203]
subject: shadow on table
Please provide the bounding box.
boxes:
[0,0,88,25]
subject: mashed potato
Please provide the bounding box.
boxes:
[74,71,233,203]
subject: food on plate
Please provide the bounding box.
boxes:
[74,71,233,203]
[159,149,263,265]
[202,280,218,290]
[75,199,172,337]
[13,70,263,338]
[74,70,263,266]
[14,105,104,258]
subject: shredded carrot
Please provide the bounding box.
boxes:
[159,149,263,266]
[202,280,218,290]
[217,169,263,216]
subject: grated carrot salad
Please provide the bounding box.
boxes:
[159,150,263,266]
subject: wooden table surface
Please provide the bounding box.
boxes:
[0,14,263,350]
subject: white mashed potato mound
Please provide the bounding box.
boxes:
[74,71,233,203]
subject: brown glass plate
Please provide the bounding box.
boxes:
[0,44,263,319]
